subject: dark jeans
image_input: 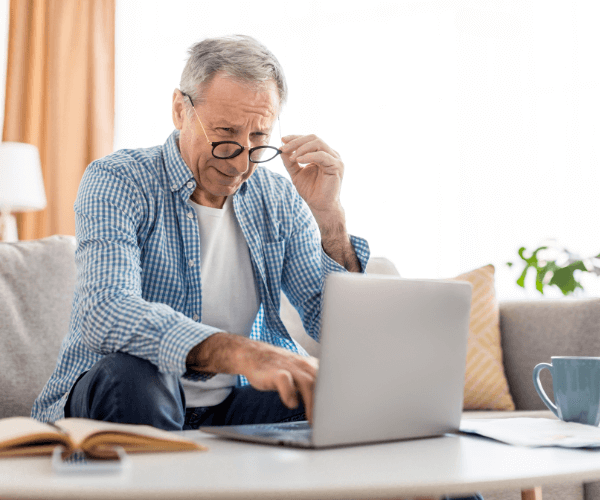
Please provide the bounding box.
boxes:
[66,352,483,500]
[66,352,306,430]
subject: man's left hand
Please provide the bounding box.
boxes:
[280,134,361,272]
[280,134,344,221]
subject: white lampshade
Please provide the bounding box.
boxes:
[0,142,47,212]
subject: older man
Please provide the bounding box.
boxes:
[32,35,369,428]
[33,35,485,500]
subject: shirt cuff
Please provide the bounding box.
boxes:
[321,234,370,274]
[157,315,222,378]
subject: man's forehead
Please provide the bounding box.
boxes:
[199,74,280,115]
[204,103,278,132]
[210,116,275,133]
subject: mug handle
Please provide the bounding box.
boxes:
[532,362,559,418]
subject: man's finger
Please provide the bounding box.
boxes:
[294,152,340,172]
[281,134,302,144]
[289,138,338,161]
[273,370,299,409]
[280,151,302,176]
[294,371,316,424]
[303,355,320,376]
[281,134,319,156]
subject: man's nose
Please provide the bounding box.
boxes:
[227,146,251,175]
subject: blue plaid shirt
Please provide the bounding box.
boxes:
[32,131,370,423]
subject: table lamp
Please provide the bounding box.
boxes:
[0,142,47,242]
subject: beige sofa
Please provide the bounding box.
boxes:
[1,235,600,500]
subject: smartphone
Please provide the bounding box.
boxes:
[51,446,130,474]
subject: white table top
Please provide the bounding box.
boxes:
[1,419,600,500]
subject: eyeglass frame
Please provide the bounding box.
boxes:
[180,91,282,164]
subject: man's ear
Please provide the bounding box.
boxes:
[172,89,185,130]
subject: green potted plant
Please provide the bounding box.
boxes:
[507,243,600,296]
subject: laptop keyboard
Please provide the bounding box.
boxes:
[253,421,310,431]
[236,420,312,441]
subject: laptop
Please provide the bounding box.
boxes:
[200,272,472,448]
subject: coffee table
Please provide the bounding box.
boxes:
[1,416,599,500]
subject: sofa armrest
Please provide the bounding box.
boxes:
[0,235,77,418]
[499,298,600,411]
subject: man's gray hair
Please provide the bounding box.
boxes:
[179,35,287,110]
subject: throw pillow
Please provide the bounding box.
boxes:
[449,264,516,410]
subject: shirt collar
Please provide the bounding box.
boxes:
[164,130,195,192]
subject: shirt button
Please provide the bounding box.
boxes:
[187,212,194,219]
[188,259,195,267]
[186,181,194,189]
[193,314,199,321]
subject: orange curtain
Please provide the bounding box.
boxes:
[2,0,115,239]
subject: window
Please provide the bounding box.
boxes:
[116,0,600,299]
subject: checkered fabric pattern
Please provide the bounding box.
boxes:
[32,130,370,423]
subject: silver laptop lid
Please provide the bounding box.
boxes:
[311,273,472,447]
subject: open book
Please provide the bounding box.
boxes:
[0,417,207,459]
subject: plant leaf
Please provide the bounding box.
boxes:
[549,261,586,295]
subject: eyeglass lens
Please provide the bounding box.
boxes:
[212,143,280,163]
[249,147,279,163]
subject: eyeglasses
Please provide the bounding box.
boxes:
[181,91,282,164]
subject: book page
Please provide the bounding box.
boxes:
[0,417,71,456]
[55,418,207,458]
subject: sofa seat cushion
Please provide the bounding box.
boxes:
[0,235,76,418]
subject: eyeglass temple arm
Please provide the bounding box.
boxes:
[278,117,283,146]
[182,91,211,145]
[192,108,212,145]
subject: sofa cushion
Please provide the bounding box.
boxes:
[450,265,515,410]
[499,297,600,411]
[0,235,76,418]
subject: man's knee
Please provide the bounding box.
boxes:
[97,352,165,388]
[68,352,185,430]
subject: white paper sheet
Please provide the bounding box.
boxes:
[460,418,600,448]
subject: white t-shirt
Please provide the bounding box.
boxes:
[181,196,260,407]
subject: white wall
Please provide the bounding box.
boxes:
[115,0,600,300]
[0,0,10,141]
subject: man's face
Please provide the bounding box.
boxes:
[172,73,280,208]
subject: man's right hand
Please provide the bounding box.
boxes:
[186,333,319,423]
